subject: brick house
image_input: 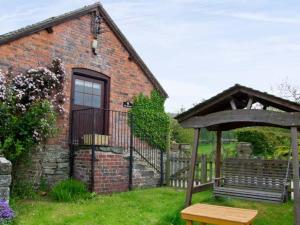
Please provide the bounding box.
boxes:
[0,3,167,192]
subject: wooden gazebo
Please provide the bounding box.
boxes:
[175,84,300,224]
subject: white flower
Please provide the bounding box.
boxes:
[0,70,7,101]
[8,58,66,113]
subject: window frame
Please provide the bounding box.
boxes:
[71,68,110,111]
[74,77,103,108]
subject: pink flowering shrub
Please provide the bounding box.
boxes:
[10,58,66,114]
[0,58,66,162]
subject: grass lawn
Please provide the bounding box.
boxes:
[11,187,293,225]
[198,143,236,155]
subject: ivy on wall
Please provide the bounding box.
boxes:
[129,90,170,151]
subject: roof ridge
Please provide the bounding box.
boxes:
[0,3,101,42]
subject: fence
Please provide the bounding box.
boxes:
[168,152,214,189]
[167,152,298,201]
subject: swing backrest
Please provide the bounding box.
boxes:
[221,158,291,191]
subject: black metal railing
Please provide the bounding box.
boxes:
[70,108,165,189]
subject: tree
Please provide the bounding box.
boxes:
[277,77,300,103]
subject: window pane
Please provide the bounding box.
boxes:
[93,83,101,95]
[75,79,84,92]
[84,94,93,107]
[93,95,101,108]
[74,92,84,105]
[85,81,93,94]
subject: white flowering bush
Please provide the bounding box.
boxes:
[0,58,66,162]
[0,70,6,101]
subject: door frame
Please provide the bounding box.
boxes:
[70,68,111,136]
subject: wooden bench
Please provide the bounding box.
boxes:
[181,203,257,225]
[213,158,290,203]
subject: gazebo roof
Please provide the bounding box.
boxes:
[176,84,300,123]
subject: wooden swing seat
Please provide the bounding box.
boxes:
[213,158,290,203]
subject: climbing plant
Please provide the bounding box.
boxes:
[129,90,170,151]
[0,58,66,162]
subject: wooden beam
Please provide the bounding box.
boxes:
[185,128,200,207]
[180,110,300,129]
[230,99,237,110]
[215,131,222,179]
[246,97,253,109]
[291,127,300,225]
[242,88,300,112]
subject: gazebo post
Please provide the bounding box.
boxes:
[215,130,222,179]
[185,128,200,207]
[291,127,300,225]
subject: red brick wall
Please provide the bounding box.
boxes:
[73,149,129,193]
[0,14,155,149]
[94,151,129,193]
[72,150,92,188]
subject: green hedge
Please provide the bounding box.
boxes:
[129,90,170,151]
[170,116,193,145]
[235,127,291,157]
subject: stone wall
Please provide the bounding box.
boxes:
[16,145,69,188]
[237,142,253,159]
[73,148,161,193]
[0,157,12,201]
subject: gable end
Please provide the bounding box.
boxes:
[0,2,168,98]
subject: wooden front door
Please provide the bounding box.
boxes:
[71,70,109,144]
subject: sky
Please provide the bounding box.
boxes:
[1,0,300,113]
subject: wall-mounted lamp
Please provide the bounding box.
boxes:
[92,39,98,55]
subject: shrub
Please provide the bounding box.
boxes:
[129,90,170,151]
[235,129,271,156]
[50,179,92,202]
[170,116,193,145]
[0,58,66,162]
[11,180,36,200]
[39,177,48,192]
[0,200,14,224]
[235,127,291,157]
[0,101,57,161]
[274,145,300,159]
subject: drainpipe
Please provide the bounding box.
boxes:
[91,109,96,192]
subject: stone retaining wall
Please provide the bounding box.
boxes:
[16,145,69,188]
[0,157,12,201]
